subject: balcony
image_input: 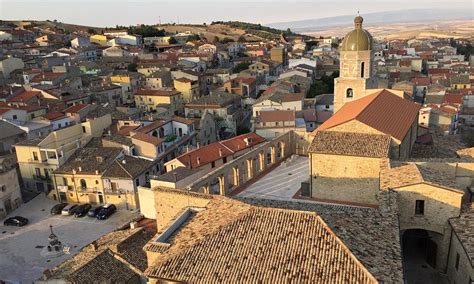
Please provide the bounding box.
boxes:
[28,158,48,164]
[33,174,51,181]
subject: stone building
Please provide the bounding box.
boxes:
[313,89,420,160]
[0,155,22,219]
[309,131,390,206]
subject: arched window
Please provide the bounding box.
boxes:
[152,130,158,137]
[80,179,87,189]
[360,62,365,78]
[346,88,353,98]
[159,127,165,138]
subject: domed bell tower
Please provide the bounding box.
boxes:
[334,15,375,113]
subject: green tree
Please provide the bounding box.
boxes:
[220,37,235,44]
[236,126,250,135]
[87,28,96,34]
[127,63,137,72]
[232,62,251,73]
[186,34,201,42]
[168,37,178,44]
[214,36,220,43]
[237,35,246,43]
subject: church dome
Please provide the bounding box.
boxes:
[340,15,373,51]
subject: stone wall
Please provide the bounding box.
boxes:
[446,230,474,283]
[396,183,462,234]
[310,153,382,205]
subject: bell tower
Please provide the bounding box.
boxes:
[334,15,375,113]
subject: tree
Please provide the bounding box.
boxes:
[127,63,137,72]
[236,126,250,135]
[214,36,220,43]
[186,34,200,42]
[232,62,251,73]
[237,35,246,43]
[168,37,178,44]
[87,28,96,34]
[220,37,235,44]
[286,28,292,35]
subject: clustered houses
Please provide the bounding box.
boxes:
[1,15,473,284]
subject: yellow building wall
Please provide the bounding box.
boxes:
[310,152,382,205]
[90,34,108,46]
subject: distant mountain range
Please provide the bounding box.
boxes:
[267,9,473,32]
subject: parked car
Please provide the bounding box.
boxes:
[61,204,79,216]
[4,216,29,227]
[96,204,116,220]
[87,206,102,218]
[74,204,92,218]
[51,203,69,215]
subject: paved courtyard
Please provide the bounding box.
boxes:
[0,195,138,283]
[238,155,308,200]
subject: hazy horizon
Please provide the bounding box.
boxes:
[1,0,473,27]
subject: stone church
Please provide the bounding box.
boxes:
[309,15,474,283]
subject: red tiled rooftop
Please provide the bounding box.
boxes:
[134,89,181,97]
[63,103,89,113]
[7,90,41,103]
[43,111,65,121]
[313,89,421,141]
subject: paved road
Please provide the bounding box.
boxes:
[0,195,137,283]
[238,155,308,200]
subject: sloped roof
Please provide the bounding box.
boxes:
[314,89,421,141]
[0,120,26,140]
[42,111,65,121]
[176,133,265,168]
[309,131,390,158]
[380,163,464,192]
[103,156,154,178]
[146,206,377,283]
[132,132,163,146]
[63,103,89,113]
[7,90,41,103]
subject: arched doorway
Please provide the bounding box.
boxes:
[402,229,438,268]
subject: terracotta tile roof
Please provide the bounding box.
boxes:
[146,206,377,283]
[63,103,89,113]
[281,92,305,102]
[134,89,181,97]
[172,116,193,125]
[309,131,390,158]
[259,110,295,123]
[314,89,421,141]
[30,72,63,83]
[45,228,153,282]
[103,156,154,178]
[411,77,430,85]
[136,119,167,134]
[42,111,65,121]
[132,132,163,146]
[7,90,41,103]
[176,133,265,168]
[174,77,193,83]
[380,163,464,192]
[118,125,140,136]
[220,132,265,152]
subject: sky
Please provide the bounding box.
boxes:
[1,0,473,27]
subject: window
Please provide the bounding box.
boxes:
[325,105,330,109]
[12,115,17,120]
[135,179,139,186]
[415,200,425,215]
[35,168,41,177]
[223,157,227,164]
[1,185,6,192]
[80,179,87,189]
[33,152,39,161]
[82,126,86,133]
[360,62,365,78]
[62,177,67,185]
[346,88,353,98]
[211,161,215,168]
[455,253,460,271]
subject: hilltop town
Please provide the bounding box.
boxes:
[0,14,473,284]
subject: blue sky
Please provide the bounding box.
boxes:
[1,0,472,27]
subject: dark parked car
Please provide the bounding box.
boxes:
[74,204,92,218]
[61,204,79,216]
[4,216,28,227]
[51,203,69,215]
[87,206,102,217]
[96,204,116,220]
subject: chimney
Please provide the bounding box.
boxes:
[122,159,126,164]
[91,241,98,251]
[196,156,200,165]
[219,148,223,157]
[78,166,82,172]
[130,221,138,229]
